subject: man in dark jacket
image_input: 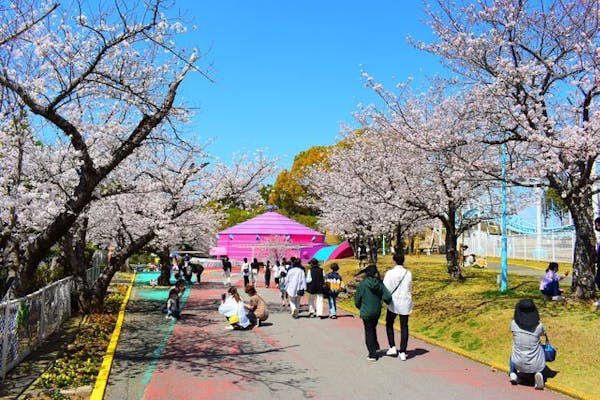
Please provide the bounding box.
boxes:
[354,263,392,361]
[306,258,326,318]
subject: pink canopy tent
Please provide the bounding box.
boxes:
[211,211,326,262]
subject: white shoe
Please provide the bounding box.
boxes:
[225,325,235,330]
[386,346,397,356]
[509,372,518,385]
[398,352,407,361]
[534,372,544,390]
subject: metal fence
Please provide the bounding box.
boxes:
[0,266,101,379]
[462,229,575,263]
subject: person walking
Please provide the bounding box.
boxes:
[509,299,547,390]
[264,260,272,288]
[354,263,391,361]
[382,252,413,361]
[286,258,307,318]
[241,258,251,288]
[222,256,232,286]
[306,258,326,318]
[273,260,282,287]
[250,258,260,287]
[325,263,344,319]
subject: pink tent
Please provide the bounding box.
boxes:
[211,211,326,262]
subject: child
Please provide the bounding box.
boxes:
[539,262,569,301]
[166,288,181,320]
[326,263,344,319]
[279,271,289,307]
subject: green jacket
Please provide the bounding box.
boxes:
[354,276,392,320]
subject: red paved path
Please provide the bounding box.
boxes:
[106,269,572,400]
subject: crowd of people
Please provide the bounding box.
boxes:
[161,247,600,391]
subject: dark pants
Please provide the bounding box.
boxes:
[541,280,560,296]
[362,318,380,357]
[243,275,249,287]
[385,309,409,352]
[265,272,271,287]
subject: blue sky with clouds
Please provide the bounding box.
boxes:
[177,1,444,169]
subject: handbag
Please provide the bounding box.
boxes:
[542,334,556,362]
[228,314,240,324]
[297,289,305,296]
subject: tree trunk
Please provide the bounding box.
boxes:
[89,231,156,311]
[443,206,462,281]
[566,196,597,299]
[61,217,93,313]
[157,246,172,286]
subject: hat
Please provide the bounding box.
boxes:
[514,299,540,332]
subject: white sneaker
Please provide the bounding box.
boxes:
[225,325,235,330]
[552,295,564,301]
[509,372,518,385]
[534,372,544,390]
[386,346,397,356]
[398,352,407,361]
[593,300,600,307]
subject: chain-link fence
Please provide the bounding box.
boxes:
[462,229,576,263]
[0,266,101,379]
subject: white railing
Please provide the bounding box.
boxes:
[462,229,575,263]
[0,266,101,379]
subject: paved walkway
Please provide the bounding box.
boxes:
[104,269,572,400]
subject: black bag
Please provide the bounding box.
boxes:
[297,289,305,296]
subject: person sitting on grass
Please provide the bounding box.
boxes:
[218,286,251,330]
[166,288,181,320]
[539,262,569,301]
[509,299,547,390]
[244,285,269,326]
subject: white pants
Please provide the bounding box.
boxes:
[289,296,301,315]
[223,269,231,285]
[308,293,324,316]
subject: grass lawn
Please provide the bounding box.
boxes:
[329,255,599,400]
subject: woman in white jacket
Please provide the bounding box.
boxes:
[382,252,413,361]
[285,258,307,318]
[218,286,251,330]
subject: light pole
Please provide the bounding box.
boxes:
[500,143,508,292]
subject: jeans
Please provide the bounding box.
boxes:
[363,318,380,357]
[385,309,409,352]
[541,280,560,296]
[328,294,338,316]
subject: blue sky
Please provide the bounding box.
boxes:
[177,1,443,170]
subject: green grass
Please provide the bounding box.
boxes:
[328,255,599,400]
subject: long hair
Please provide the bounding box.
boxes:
[228,286,241,302]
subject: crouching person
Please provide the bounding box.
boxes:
[244,285,269,326]
[218,287,251,330]
[509,299,547,390]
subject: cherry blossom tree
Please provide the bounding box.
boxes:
[0,0,204,296]
[417,0,600,298]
